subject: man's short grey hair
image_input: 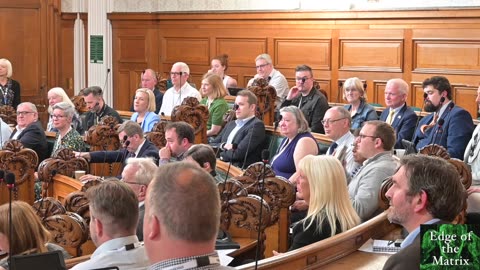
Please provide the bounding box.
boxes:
[255,53,272,64]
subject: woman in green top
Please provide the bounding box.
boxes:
[200,73,229,137]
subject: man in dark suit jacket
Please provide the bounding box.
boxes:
[77,121,159,180]
[81,86,123,131]
[380,79,418,149]
[10,102,48,164]
[383,155,465,270]
[412,76,474,159]
[211,90,265,168]
[121,157,157,241]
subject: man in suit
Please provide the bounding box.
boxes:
[143,162,234,269]
[130,68,163,114]
[76,120,159,180]
[121,157,157,242]
[413,76,474,159]
[10,102,48,163]
[348,120,397,221]
[159,121,195,165]
[380,79,417,149]
[82,86,123,131]
[281,64,329,133]
[211,90,266,168]
[383,155,465,270]
[71,179,149,269]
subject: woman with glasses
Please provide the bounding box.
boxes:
[0,201,71,270]
[209,54,238,88]
[130,88,160,133]
[271,106,319,223]
[343,77,378,130]
[0,58,21,109]
[51,102,85,154]
[47,87,83,134]
[273,155,360,253]
[200,73,229,137]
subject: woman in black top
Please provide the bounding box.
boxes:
[0,58,21,109]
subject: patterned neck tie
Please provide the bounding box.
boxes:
[328,142,338,155]
[351,165,363,178]
[386,109,395,125]
[420,113,439,134]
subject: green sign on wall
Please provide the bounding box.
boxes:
[90,35,103,64]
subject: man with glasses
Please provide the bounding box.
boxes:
[159,62,201,116]
[10,102,48,163]
[281,64,328,133]
[380,78,417,149]
[76,120,159,180]
[247,53,289,112]
[121,157,158,241]
[323,106,360,178]
[348,120,397,221]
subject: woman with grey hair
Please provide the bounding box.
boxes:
[51,101,85,154]
[342,77,378,130]
[47,87,83,134]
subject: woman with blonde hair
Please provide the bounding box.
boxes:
[130,88,160,132]
[47,87,83,134]
[200,73,229,137]
[343,77,377,130]
[0,201,71,270]
[281,155,360,252]
[0,58,21,109]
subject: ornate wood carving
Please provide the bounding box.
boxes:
[248,78,277,126]
[418,144,451,159]
[64,191,90,224]
[243,162,276,181]
[145,121,168,149]
[43,212,89,257]
[71,95,88,114]
[0,105,16,126]
[171,97,209,144]
[32,197,67,220]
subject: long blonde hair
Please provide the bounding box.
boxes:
[299,155,360,236]
[0,201,51,255]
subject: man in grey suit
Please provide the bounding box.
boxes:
[121,157,158,241]
[348,120,398,221]
[383,155,465,270]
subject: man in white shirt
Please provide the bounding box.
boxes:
[71,179,149,270]
[247,53,288,111]
[159,62,201,116]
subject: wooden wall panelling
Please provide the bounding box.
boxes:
[274,39,331,71]
[372,80,387,107]
[411,83,425,109]
[453,85,478,119]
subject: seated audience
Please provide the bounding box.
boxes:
[159,121,195,165]
[349,120,397,221]
[0,117,11,149]
[81,86,123,131]
[209,54,238,88]
[0,201,71,270]
[324,106,360,178]
[211,90,266,168]
[464,84,480,213]
[278,155,360,253]
[413,76,474,159]
[380,79,417,149]
[0,58,21,108]
[143,162,234,269]
[121,157,158,242]
[342,77,378,130]
[184,144,222,183]
[10,102,48,164]
[383,155,465,270]
[76,121,159,180]
[159,62,201,116]
[130,88,160,133]
[200,73,229,137]
[272,106,318,181]
[51,102,86,154]
[281,65,328,133]
[71,179,149,270]
[247,53,289,112]
[47,87,83,134]
[130,69,163,114]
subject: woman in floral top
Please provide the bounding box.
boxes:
[51,101,85,154]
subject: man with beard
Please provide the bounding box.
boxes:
[413,76,473,159]
[383,155,465,270]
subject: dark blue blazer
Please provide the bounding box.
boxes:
[413,103,473,159]
[90,139,159,167]
[211,117,265,168]
[380,104,418,149]
[10,120,48,165]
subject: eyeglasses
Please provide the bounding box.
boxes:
[120,178,145,186]
[255,63,270,69]
[295,77,311,82]
[170,72,184,76]
[17,111,35,116]
[321,117,346,125]
[52,115,66,119]
[357,133,379,141]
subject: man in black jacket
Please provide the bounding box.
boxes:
[82,86,123,131]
